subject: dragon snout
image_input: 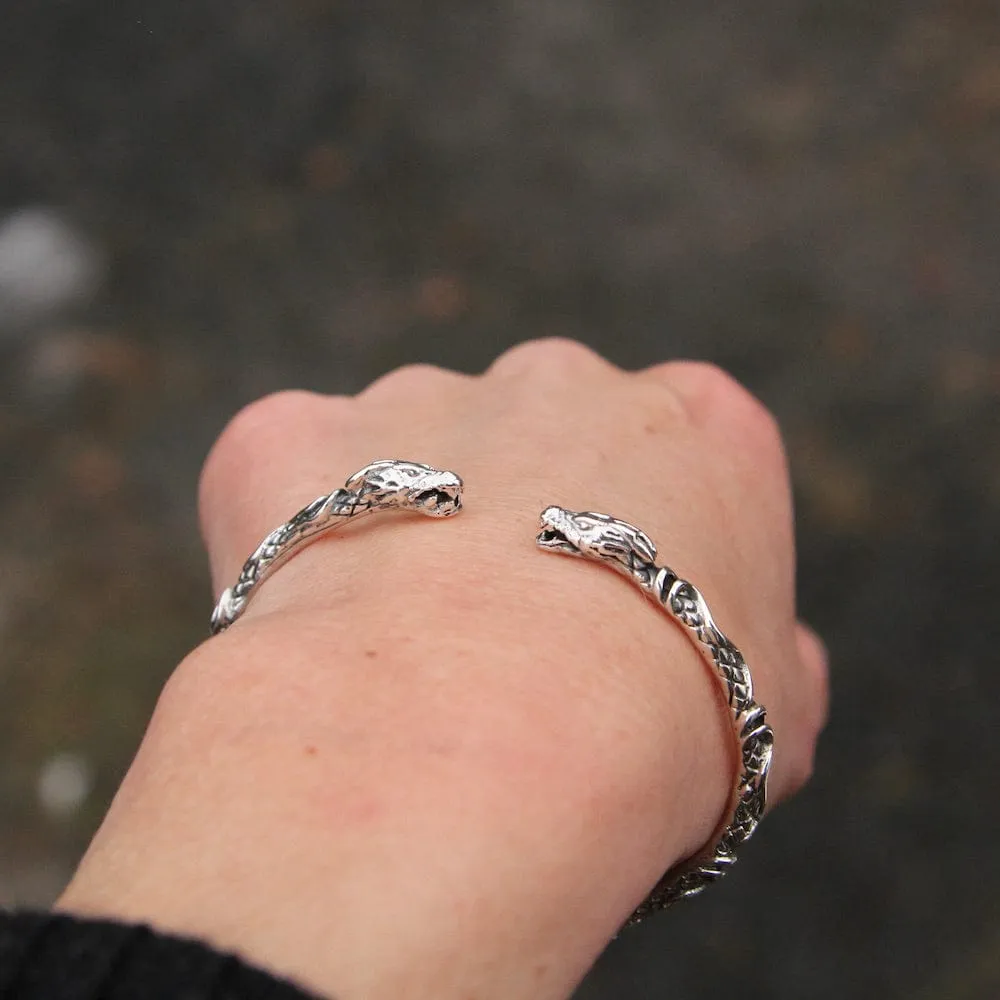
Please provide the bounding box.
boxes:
[535,506,581,555]
[413,475,463,517]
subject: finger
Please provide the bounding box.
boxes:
[795,620,830,735]
[766,620,829,802]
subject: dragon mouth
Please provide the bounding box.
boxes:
[535,524,579,555]
[413,488,462,516]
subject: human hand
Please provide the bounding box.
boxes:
[58,340,828,1000]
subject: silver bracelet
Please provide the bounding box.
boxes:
[536,506,774,925]
[210,459,464,634]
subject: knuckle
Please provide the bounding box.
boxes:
[359,362,463,399]
[199,390,343,505]
[489,337,609,377]
[670,361,754,411]
[673,361,785,453]
[218,389,329,445]
[631,376,690,425]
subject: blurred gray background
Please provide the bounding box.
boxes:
[1,1,998,997]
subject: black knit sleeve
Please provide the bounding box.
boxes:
[0,910,323,1000]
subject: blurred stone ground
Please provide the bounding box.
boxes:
[0,1,998,997]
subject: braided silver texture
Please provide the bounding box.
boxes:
[210,459,463,634]
[536,506,773,927]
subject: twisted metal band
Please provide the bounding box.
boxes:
[536,506,773,926]
[210,459,463,634]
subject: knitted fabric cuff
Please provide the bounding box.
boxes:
[0,910,321,1000]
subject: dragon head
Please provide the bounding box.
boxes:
[346,459,464,517]
[536,506,657,573]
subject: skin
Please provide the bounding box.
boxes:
[57,339,828,1000]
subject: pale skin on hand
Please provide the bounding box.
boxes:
[57,339,828,1000]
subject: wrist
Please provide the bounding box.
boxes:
[60,538,732,999]
[62,634,729,998]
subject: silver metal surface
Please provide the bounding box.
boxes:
[210,459,463,634]
[536,506,774,926]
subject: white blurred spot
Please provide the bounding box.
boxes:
[0,207,102,334]
[37,752,93,819]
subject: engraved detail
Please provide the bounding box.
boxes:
[210,460,462,634]
[536,506,773,927]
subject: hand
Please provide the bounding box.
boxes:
[58,340,828,1000]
